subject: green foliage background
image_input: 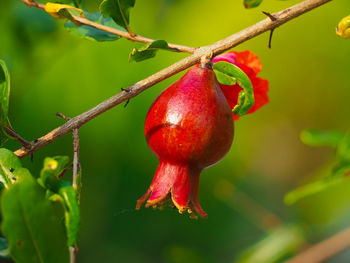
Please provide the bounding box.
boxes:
[1,0,350,262]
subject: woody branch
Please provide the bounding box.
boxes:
[14,0,332,158]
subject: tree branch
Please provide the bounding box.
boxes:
[19,0,196,54]
[286,227,350,263]
[14,0,332,158]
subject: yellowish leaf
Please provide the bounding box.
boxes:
[44,2,84,20]
[336,15,350,39]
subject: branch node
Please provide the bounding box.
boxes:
[262,11,278,21]
[199,52,213,69]
[56,112,71,121]
[121,87,131,93]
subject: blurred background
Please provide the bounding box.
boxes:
[1,0,350,262]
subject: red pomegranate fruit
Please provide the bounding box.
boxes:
[136,65,234,218]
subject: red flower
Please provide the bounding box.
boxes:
[212,50,269,120]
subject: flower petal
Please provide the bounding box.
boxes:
[212,52,237,65]
[248,77,269,113]
[232,50,263,74]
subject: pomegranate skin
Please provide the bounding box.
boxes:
[137,66,234,218]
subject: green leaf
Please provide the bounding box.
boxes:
[0,148,24,188]
[244,0,263,9]
[65,11,125,42]
[213,69,236,85]
[300,129,344,148]
[213,61,254,116]
[59,184,80,247]
[0,238,10,259]
[39,157,80,247]
[42,156,70,178]
[236,225,305,263]
[38,156,69,190]
[0,61,11,146]
[1,175,69,263]
[129,40,171,62]
[284,163,350,205]
[100,0,135,32]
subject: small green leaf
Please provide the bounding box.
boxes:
[1,175,70,263]
[59,184,80,247]
[39,156,80,247]
[0,61,11,146]
[65,11,125,42]
[213,69,236,85]
[39,157,69,192]
[129,40,171,62]
[300,129,345,148]
[284,163,350,205]
[100,0,135,33]
[0,238,10,259]
[213,61,254,116]
[236,225,305,263]
[244,0,263,9]
[42,156,70,178]
[0,148,24,188]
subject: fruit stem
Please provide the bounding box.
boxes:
[200,53,213,69]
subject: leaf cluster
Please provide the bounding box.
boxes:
[0,149,80,263]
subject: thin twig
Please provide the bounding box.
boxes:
[56,112,71,121]
[262,12,278,49]
[19,0,196,54]
[268,29,275,49]
[72,129,80,190]
[124,99,130,108]
[286,227,350,263]
[4,126,32,149]
[69,128,80,263]
[57,163,73,179]
[14,0,332,158]
[69,247,76,263]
